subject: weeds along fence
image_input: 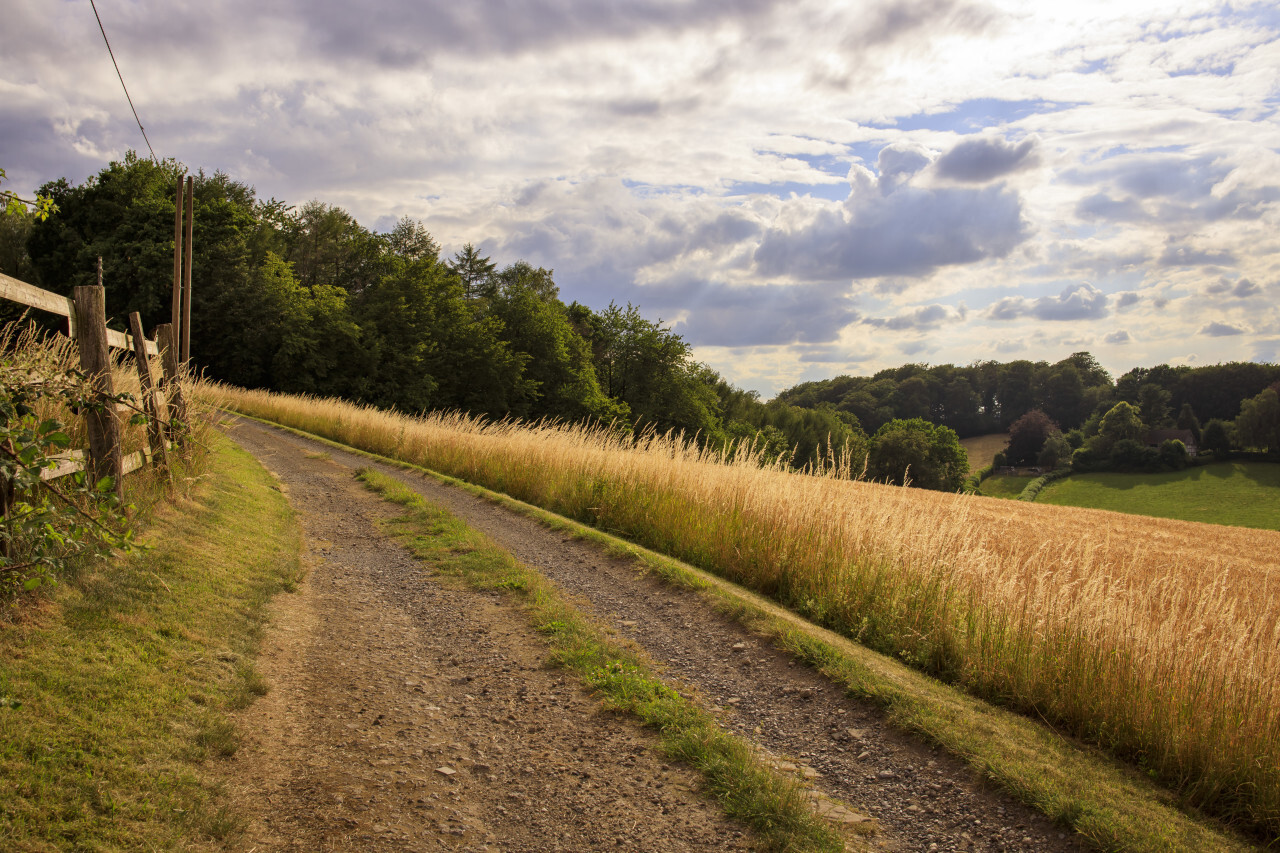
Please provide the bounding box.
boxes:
[0,270,188,498]
[210,384,1280,841]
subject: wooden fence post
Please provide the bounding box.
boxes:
[156,323,187,445]
[73,285,123,499]
[129,312,170,476]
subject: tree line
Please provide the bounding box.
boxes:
[778,353,1280,442]
[1,154,865,473]
[3,152,1274,491]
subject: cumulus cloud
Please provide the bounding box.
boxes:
[1115,291,1141,309]
[864,303,967,331]
[1069,153,1280,226]
[934,135,1039,183]
[987,282,1108,322]
[1200,321,1245,337]
[293,0,784,66]
[1159,243,1237,267]
[753,155,1029,280]
[1104,330,1131,344]
[666,281,859,346]
[1205,276,1262,297]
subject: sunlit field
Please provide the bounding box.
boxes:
[212,384,1280,840]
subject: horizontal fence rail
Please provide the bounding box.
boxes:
[1,271,186,497]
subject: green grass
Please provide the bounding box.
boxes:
[977,474,1036,499]
[358,468,850,853]
[1037,462,1280,530]
[0,433,303,851]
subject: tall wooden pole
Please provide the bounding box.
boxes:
[181,175,194,363]
[74,285,123,498]
[172,175,184,334]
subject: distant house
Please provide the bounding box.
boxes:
[1146,428,1198,457]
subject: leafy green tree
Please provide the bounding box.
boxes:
[1037,363,1087,428]
[1138,383,1173,429]
[487,263,624,422]
[997,360,1037,426]
[1037,430,1072,470]
[449,243,496,300]
[353,256,525,415]
[1200,419,1232,459]
[28,152,187,329]
[1234,388,1280,455]
[0,202,36,281]
[868,418,968,491]
[283,200,385,294]
[1175,402,1202,444]
[1158,439,1189,470]
[576,302,720,437]
[384,216,439,263]
[1096,401,1147,449]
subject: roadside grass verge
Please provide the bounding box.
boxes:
[212,390,1280,845]
[358,468,849,853]
[1037,462,1280,530]
[0,433,302,851]
[263,416,1253,852]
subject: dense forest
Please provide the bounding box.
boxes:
[2,153,1276,487]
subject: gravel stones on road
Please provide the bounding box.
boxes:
[229,419,1086,852]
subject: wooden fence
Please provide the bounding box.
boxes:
[0,269,187,496]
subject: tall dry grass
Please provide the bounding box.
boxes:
[213,383,1280,840]
[2,321,216,530]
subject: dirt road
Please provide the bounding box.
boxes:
[225,418,1083,852]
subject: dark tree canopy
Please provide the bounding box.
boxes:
[1005,409,1059,466]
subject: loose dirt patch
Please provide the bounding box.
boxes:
[227,419,1086,852]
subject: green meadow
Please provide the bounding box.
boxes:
[1036,461,1280,531]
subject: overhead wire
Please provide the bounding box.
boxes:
[88,0,160,165]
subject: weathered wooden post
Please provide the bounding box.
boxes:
[172,175,184,333]
[129,311,170,476]
[156,323,187,446]
[181,175,194,363]
[73,285,123,499]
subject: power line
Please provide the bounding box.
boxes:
[88,0,159,165]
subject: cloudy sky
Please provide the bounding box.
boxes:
[3,0,1279,396]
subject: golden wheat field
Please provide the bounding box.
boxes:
[210,383,1280,839]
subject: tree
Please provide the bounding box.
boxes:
[449,243,496,300]
[1097,401,1147,448]
[486,263,623,422]
[1005,409,1059,466]
[1037,430,1072,470]
[1138,384,1173,429]
[1175,402,1202,445]
[1234,388,1280,455]
[868,418,968,491]
[1200,419,1232,459]
[385,216,439,263]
